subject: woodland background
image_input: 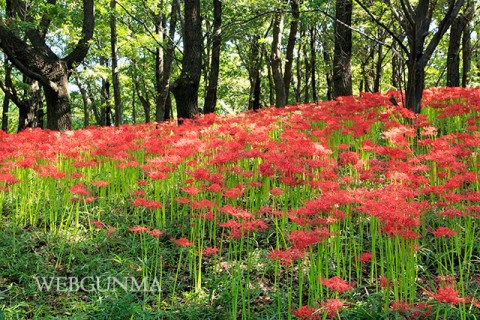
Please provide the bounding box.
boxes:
[0,0,478,132]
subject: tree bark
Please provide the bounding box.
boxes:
[446,14,466,87]
[204,0,222,114]
[154,0,165,122]
[271,12,286,108]
[248,36,262,111]
[171,0,202,121]
[283,0,299,105]
[157,0,179,122]
[110,0,122,127]
[462,1,474,87]
[310,27,318,103]
[332,0,353,98]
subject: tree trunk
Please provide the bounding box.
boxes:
[446,14,466,87]
[332,0,353,98]
[248,36,262,111]
[204,0,222,114]
[310,28,318,103]
[154,0,165,122]
[462,1,474,87]
[110,0,122,126]
[171,0,202,121]
[2,97,8,133]
[405,58,426,114]
[157,0,179,122]
[44,73,71,131]
[303,41,310,103]
[74,75,89,127]
[271,12,286,108]
[283,0,299,105]
[373,41,383,93]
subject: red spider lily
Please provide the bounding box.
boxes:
[431,286,466,305]
[320,298,344,319]
[149,229,164,238]
[69,184,89,196]
[128,225,150,233]
[390,301,432,319]
[289,228,330,250]
[176,197,190,204]
[292,305,320,320]
[35,165,66,179]
[190,199,217,210]
[224,187,243,199]
[201,247,219,256]
[172,237,192,248]
[429,227,458,238]
[269,248,304,267]
[270,187,283,196]
[132,198,162,210]
[0,173,19,185]
[181,186,201,196]
[91,220,105,229]
[357,252,373,263]
[91,180,109,187]
[319,276,354,293]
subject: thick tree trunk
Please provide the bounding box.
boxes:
[332,0,353,98]
[405,59,426,114]
[204,0,222,114]
[283,0,299,105]
[271,13,286,108]
[44,74,71,131]
[447,15,466,87]
[172,0,202,121]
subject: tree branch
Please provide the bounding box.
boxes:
[65,0,95,68]
[420,0,466,65]
[354,0,409,55]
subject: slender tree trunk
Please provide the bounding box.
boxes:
[172,0,202,121]
[310,28,318,103]
[110,0,122,126]
[373,41,383,92]
[158,0,178,122]
[462,1,474,87]
[332,0,353,98]
[248,36,262,111]
[303,41,310,103]
[155,0,165,121]
[264,46,275,106]
[295,35,303,103]
[204,0,222,114]
[283,0,299,105]
[74,75,89,127]
[271,12,286,108]
[2,58,11,132]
